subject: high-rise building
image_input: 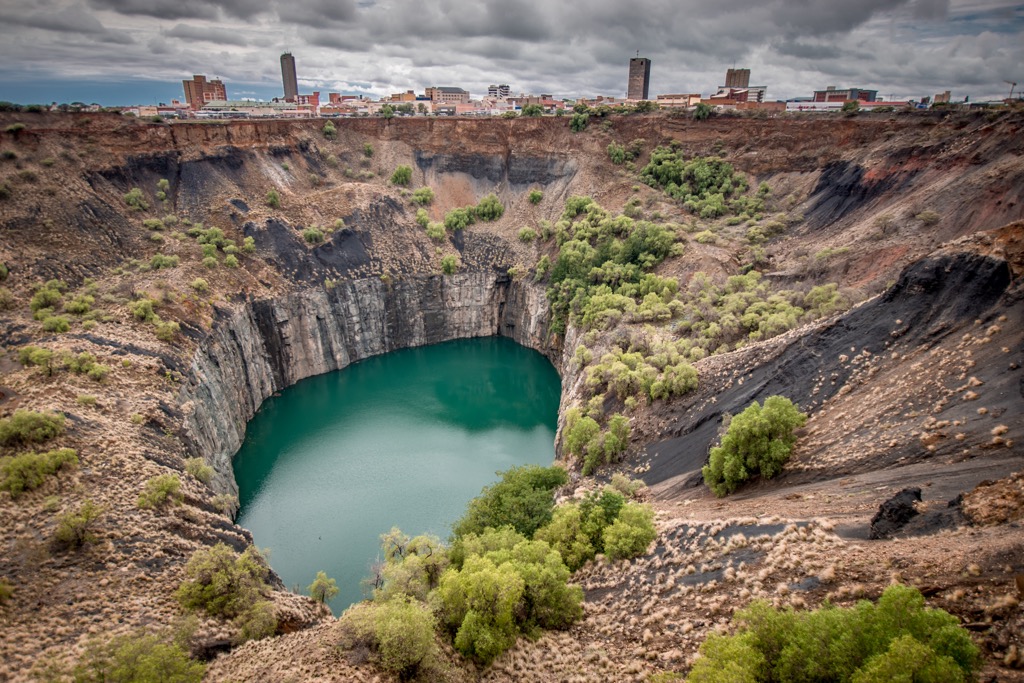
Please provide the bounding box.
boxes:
[725,68,750,88]
[182,75,227,109]
[627,57,651,101]
[281,52,298,102]
[488,84,511,99]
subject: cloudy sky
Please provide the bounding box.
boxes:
[0,0,1020,105]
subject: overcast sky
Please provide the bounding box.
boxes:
[0,0,1020,105]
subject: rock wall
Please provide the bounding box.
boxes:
[180,271,558,498]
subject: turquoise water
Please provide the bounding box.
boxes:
[233,337,561,613]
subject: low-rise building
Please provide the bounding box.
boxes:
[425,87,470,104]
[655,93,702,108]
[182,75,227,109]
[813,86,878,103]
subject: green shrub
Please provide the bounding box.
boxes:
[339,596,439,677]
[415,208,429,228]
[451,465,567,540]
[570,112,588,132]
[212,493,238,516]
[302,227,324,244]
[190,278,209,293]
[0,183,10,200]
[184,457,213,485]
[137,473,184,509]
[0,578,11,604]
[77,394,97,407]
[0,448,78,498]
[702,396,807,497]
[154,320,179,341]
[202,256,218,269]
[602,502,656,559]
[128,298,158,323]
[687,584,979,683]
[608,142,626,164]
[175,543,271,620]
[242,236,256,254]
[0,262,7,280]
[5,122,26,133]
[440,254,459,275]
[363,143,374,158]
[223,254,239,268]
[322,121,336,139]
[53,499,103,550]
[0,410,65,447]
[916,209,941,225]
[412,187,434,205]
[609,472,647,498]
[518,227,537,242]
[534,488,626,570]
[143,218,164,231]
[528,189,544,204]
[29,283,62,312]
[437,528,583,664]
[475,193,504,221]
[18,346,58,375]
[124,187,149,211]
[63,293,93,315]
[41,315,70,332]
[425,222,446,241]
[444,207,474,231]
[71,632,205,683]
[390,165,412,186]
[265,189,280,208]
[150,253,179,270]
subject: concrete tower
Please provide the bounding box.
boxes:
[281,52,298,102]
[628,56,651,101]
[725,68,750,88]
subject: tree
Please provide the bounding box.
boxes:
[321,121,336,139]
[475,193,504,221]
[380,104,395,119]
[417,103,427,114]
[396,103,414,115]
[451,464,568,541]
[72,632,205,683]
[521,103,544,117]
[570,112,588,132]
[265,189,280,208]
[339,596,438,677]
[307,570,339,604]
[53,499,103,550]
[693,102,713,121]
[602,502,656,559]
[440,254,459,275]
[702,396,808,496]
[841,100,860,114]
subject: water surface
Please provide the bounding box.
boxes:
[234,336,560,612]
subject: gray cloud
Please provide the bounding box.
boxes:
[0,0,1019,104]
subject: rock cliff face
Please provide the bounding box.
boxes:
[180,271,557,497]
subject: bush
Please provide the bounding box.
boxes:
[71,632,205,683]
[242,236,256,254]
[41,315,70,332]
[185,457,214,485]
[534,489,626,570]
[444,207,474,231]
[0,287,12,310]
[0,410,65,447]
[302,227,324,244]
[190,278,209,293]
[128,298,158,322]
[602,502,656,559]
[223,254,239,268]
[137,473,184,509]
[363,143,374,158]
[18,346,58,376]
[322,121,336,139]
[475,193,505,221]
[390,165,412,186]
[265,190,280,208]
[149,253,179,270]
[570,112,588,132]
[30,283,62,312]
[0,578,11,604]
[426,222,446,241]
[608,142,626,164]
[412,187,434,205]
[687,584,979,683]
[64,293,94,315]
[0,448,78,498]
[155,320,179,342]
[702,396,807,497]
[528,189,544,204]
[451,464,568,540]
[916,209,941,225]
[339,596,438,677]
[124,187,148,211]
[415,208,429,228]
[440,254,459,275]
[518,227,537,242]
[53,499,103,550]
[693,102,713,121]
[175,543,270,618]
[202,256,218,269]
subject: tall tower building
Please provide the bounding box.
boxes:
[281,52,298,102]
[627,56,651,101]
[725,68,750,88]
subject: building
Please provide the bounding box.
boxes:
[488,84,511,99]
[627,57,651,100]
[281,53,299,102]
[655,93,702,108]
[813,86,878,103]
[425,86,470,104]
[725,68,750,88]
[934,91,952,104]
[390,90,417,102]
[182,75,227,109]
[710,86,767,103]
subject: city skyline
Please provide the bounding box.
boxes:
[0,0,1021,106]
